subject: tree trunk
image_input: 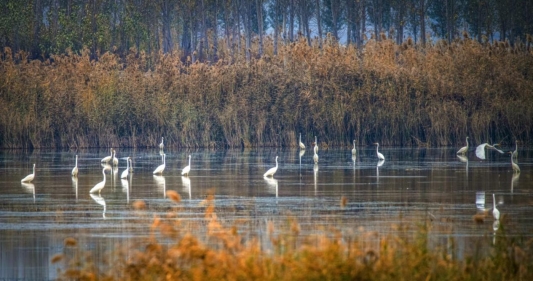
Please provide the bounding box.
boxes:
[315,0,322,47]
[161,0,173,54]
[420,0,426,46]
[256,0,264,57]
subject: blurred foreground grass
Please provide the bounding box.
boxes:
[53,191,533,281]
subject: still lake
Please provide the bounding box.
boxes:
[0,146,532,279]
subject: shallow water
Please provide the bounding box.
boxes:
[0,146,532,279]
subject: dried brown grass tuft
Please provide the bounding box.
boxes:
[1,37,532,148]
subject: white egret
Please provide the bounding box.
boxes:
[509,152,520,174]
[121,157,131,179]
[475,142,504,159]
[456,137,469,155]
[299,133,305,150]
[512,140,518,160]
[351,140,357,155]
[153,154,166,175]
[492,194,500,220]
[128,157,134,172]
[181,155,192,176]
[263,156,279,177]
[313,136,318,154]
[313,150,319,164]
[101,148,113,163]
[374,143,385,160]
[159,137,164,150]
[71,155,78,177]
[90,168,107,194]
[112,149,119,166]
[21,163,36,183]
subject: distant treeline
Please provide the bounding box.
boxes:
[1,36,532,149]
[1,0,532,61]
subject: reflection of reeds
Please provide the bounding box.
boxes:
[2,37,533,149]
[56,193,533,280]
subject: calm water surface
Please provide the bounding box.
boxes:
[1,147,532,279]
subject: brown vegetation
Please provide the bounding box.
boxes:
[1,37,532,149]
[55,192,533,280]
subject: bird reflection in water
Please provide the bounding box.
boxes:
[475,191,485,211]
[264,177,278,198]
[511,173,519,193]
[181,176,191,200]
[457,155,468,178]
[121,177,130,203]
[313,164,318,195]
[376,159,385,183]
[72,176,78,202]
[21,182,35,203]
[90,193,106,219]
[153,175,166,197]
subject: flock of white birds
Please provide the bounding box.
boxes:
[20,137,192,195]
[19,135,522,208]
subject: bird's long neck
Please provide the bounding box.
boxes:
[376,144,379,153]
[275,157,278,167]
[493,194,496,209]
[33,164,36,174]
[353,140,355,149]
[126,159,129,169]
[163,155,166,165]
[188,156,191,166]
[299,134,301,142]
[103,169,106,181]
[75,156,78,166]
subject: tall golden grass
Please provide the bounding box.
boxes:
[1,36,532,148]
[53,191,533,280]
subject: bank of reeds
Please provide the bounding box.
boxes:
[53,191,533,280]
[1,36,532,149]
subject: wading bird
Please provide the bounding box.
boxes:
[492,194,500,220]
[457,137,469,155]
[351,140,357,155]
[71,155,78,177]
[475,142,503,160]
[153,154,166,175]
[299,133,305,150]
[90,168,107,194]
[512,140,518,160]
[112,150,118,166]
[21,163,36,183]
[263,156,279,178]
[509,151,520,174]
[101,148,113,163]
[159,137,164,150]
[181,155,192,176]
[374,143,385,161]
[121,157,131,179]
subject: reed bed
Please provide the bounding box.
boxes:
[53,191,533,280]
[1,36,532,149]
